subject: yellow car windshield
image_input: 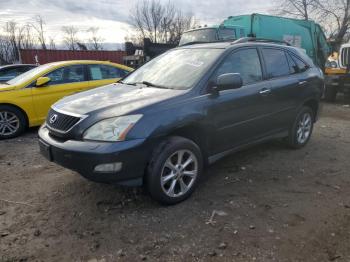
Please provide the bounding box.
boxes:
[6,64,53,85]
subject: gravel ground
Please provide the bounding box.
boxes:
[1,101,350,262]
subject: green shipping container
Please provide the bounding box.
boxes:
[223,14,330,68]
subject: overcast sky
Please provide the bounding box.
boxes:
[0,0,274,45]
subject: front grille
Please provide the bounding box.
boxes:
[46,109,81,133]
[341,47,350,68]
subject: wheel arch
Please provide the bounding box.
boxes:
[166,124,210,164]
[0,103,29,127]
[302,99,319,122]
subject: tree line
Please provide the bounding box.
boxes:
[0,15,104,64]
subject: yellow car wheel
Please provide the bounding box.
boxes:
[0,105,27,139]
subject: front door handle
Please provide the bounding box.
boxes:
[259,88,272,95]
[298,81,308,86]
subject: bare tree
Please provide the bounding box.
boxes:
[31,15,47,49]
[167,11,197,44]
[319,0,350,48]
[21,23,36,49]
[87,27,104,50]
[0,36,13,64]
[130,0,195,44]
[62,26,79,50]
[273,0,322,20]
[273,0,350,47]
[49,37,56,50]
[3,21,24,62]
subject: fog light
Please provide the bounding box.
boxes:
[94,162,122,173]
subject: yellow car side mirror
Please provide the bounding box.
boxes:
[36,77,51,87]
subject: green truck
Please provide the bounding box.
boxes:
[179,13,330,69]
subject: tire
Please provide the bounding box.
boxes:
[286,106,314,149]
[0,105,27,139]
[324,85,337,102]
[146,136,203,205]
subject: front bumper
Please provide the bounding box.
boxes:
[38,125,152,186]
[325,73,350,93]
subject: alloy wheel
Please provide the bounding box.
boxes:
[160,149,198,198]
[296,112,312,144]
[0,111,20,136]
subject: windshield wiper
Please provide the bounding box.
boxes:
[135,81,171,89]
[119,80,137,86]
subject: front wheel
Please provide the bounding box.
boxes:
[146,136,203,205]
[286,106,314,149]
[0,105,27,139]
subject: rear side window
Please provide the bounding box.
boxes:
[262,48,290,78]
[214,48,263,85]
[286,53,298,74]
[20,66,36,73]
[89,65,125,80]
[0,68,18,77]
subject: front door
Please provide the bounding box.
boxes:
[207,48,278,154]
[31,64,88,122]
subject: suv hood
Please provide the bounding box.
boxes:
[53,83,185,116]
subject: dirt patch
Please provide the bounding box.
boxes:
[1,102,350,261]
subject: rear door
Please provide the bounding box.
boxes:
[260,47,302,130]
[88,64,127,89]
[31,64,88,121]
[207,47,280,154]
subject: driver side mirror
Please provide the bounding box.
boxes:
[216,73,243,91]
[36,77,51,87]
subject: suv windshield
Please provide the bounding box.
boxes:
[123,48,223,90]
[179,29,217,46]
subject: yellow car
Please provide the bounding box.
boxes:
[0,60,133,139]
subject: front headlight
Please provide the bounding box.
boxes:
[83,115,143,142]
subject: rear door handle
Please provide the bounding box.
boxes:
[259,88,272,95]
[299,81,308,86]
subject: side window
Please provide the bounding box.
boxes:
[45,65,85,85]
[239,29,245,38]
[89,65,123,80]
[286,53,298,74]
[19,66,35,73]
[213,48,263,85]
[218,28,236,40]
[0,68,18,77]
[292,55,309,72]
[262,48,290,78]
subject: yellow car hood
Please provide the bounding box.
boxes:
[0,84,16,92]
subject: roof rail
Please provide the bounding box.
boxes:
[232,37,291,46]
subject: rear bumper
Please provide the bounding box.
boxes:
[38,125,153,186]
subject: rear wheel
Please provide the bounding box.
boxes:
[146,136,203,205]
[286,106,314,149]
[0,105,27,139]
[324,85,337,102]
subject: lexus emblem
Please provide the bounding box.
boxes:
[49,114,58,124]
